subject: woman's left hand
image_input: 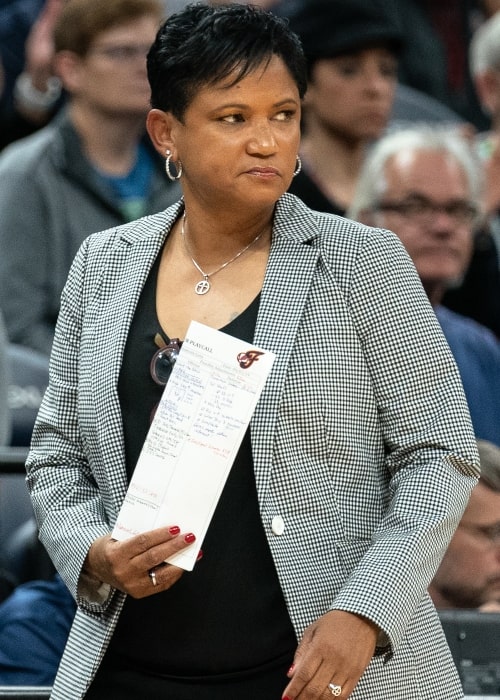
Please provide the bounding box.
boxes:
[282,610,378,699]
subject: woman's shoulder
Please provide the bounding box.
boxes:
[277,193,403,255]
[276,194,417,298]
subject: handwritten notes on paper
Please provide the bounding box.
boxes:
[111,320,275,570]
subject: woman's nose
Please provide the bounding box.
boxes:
[247,121,277,153]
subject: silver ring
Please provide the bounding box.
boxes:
[328,683,342,697]
[148,569,157,587]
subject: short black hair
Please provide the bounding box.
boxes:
[147,2,307,120]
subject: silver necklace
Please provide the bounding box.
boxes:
[181,212,266,295]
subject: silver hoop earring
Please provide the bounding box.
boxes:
[293,155,302,177]
[165,149,182,181]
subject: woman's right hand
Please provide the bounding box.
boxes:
[83,526,197,598]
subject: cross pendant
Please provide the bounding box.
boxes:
[195,278,210,295]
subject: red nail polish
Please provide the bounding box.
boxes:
[283,696,293,700]
[196,549,203,561]
[184,532,196,543]
[168,526,180,535]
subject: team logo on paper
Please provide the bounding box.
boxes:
[237,350,264,369]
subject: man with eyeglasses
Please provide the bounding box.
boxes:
[428,439,500,610]
[349,125,500,447]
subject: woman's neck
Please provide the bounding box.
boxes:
[180,196,274,267]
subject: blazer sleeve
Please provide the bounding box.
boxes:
[26,236,115,613]
[329,226,480,652]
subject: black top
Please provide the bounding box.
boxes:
[108,253,297,679]
[288,168,345,217]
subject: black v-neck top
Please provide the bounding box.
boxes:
[108,253,297,679]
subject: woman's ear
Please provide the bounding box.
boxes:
[146,109,177,159]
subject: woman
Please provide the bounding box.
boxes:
[26,4,479,699]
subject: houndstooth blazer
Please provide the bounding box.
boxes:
[26,193,479,699]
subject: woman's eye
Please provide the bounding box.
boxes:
[274,110,294,121]
[221,114,244,123]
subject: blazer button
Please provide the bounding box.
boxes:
[272,515,285,535]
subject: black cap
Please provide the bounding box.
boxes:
[273,0,404,62]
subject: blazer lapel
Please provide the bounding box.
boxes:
[88,205,182,519]
[85,195,319,517]
[252,195,320,500]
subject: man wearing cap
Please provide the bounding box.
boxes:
[273,0,404,215]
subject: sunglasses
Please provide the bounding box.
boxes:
[150,335,181,386]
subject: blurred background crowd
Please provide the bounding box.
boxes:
[0,0,499,692]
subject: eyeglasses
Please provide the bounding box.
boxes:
[90,43,152,62]
[459,521,500,547]
[150,336,181,386]
[376,195,479,227]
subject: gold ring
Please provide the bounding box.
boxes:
[148,569,158,587]
[328,683,342,697]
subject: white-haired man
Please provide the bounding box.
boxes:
[349,125,500,445]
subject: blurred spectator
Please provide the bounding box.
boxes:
[0,0,45,118]
[0,307,14,603]
[0,571,16,607]
[443,10,500,338]
[0,0,65,151]
[273,0,404,216]
[0,0,180,357]
[0,573,76,685]
[395,0,490,132]
[349,126,500,445]
[468,11,500,223]
[0,56,4,98]
[390,82,466,129]
[469,11,500,163]
[0,311,10,446]
[428,439,500,609]
[484,0,500,12]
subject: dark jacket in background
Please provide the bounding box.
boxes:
[0,110,180,356]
